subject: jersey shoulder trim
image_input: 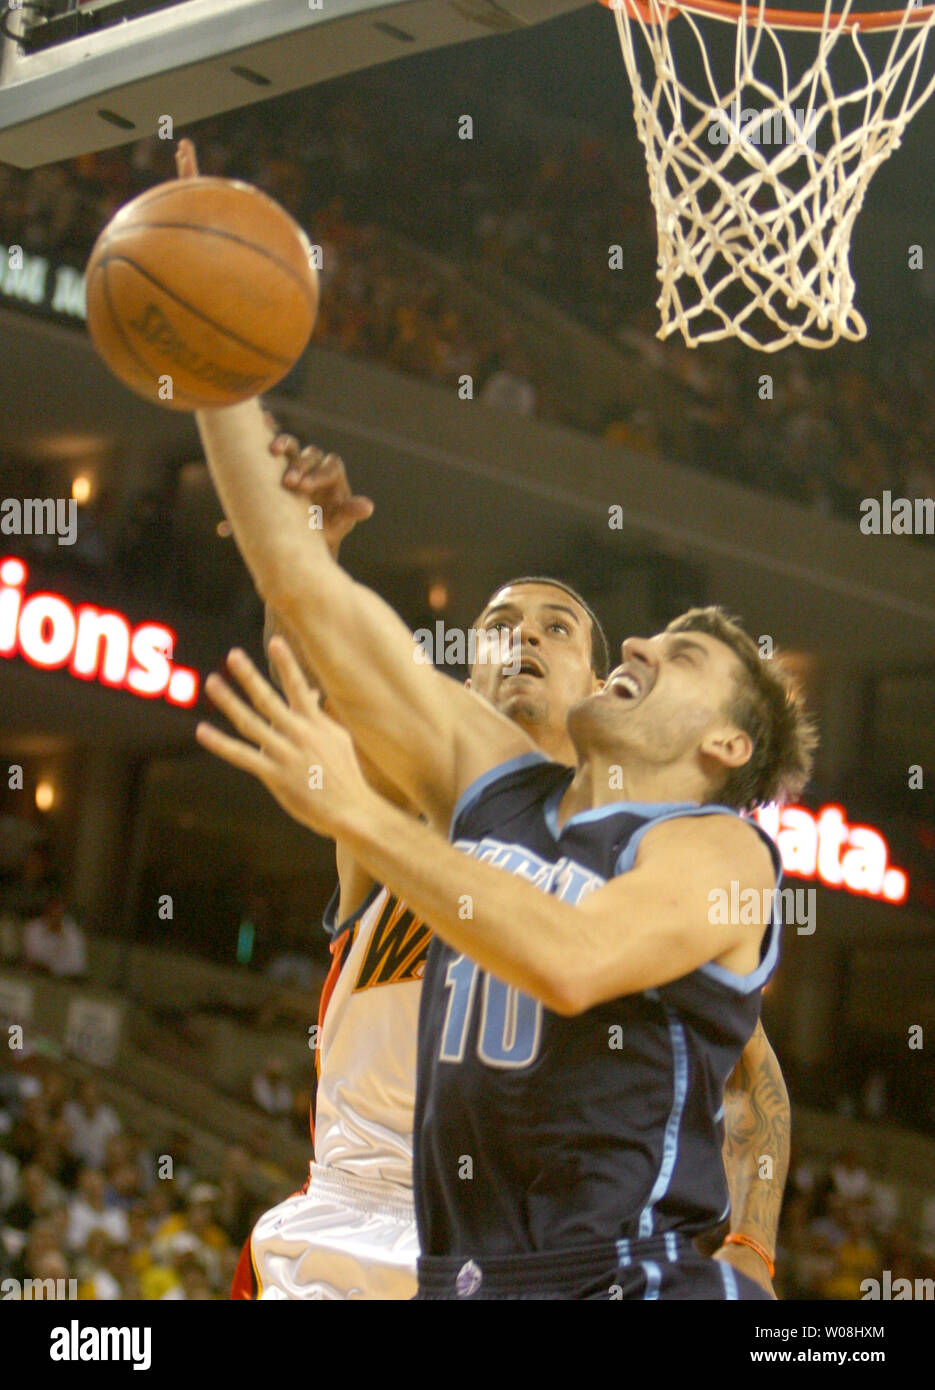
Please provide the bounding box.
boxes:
[449,751,552,838]
[544,792,695,841]
[615,804,784,996]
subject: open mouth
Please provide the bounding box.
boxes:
[504,651,545,679]
[609,670,645,702]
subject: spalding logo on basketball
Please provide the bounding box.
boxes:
[85,178,319,412]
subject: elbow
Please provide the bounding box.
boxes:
[516,959,581,1017]
[544,968,592,1017]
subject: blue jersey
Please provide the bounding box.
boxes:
[413,752,783,1260]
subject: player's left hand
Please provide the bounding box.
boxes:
[712,1242,777,1299]
[196,637,371,835]
[260,410,374,555]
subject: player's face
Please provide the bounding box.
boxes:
[469,583,600,753]
[570,628,748,773]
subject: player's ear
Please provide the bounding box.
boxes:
[700,724,752,771]
[464,677,472,691]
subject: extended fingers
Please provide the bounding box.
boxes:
[204,665,290,757]
[195,720,272,780]
[266,636,320,718]
[223,648,308,736]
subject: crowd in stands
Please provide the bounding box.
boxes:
[2,84,934,530]
[0,1059,280,1300]
[2,792,934,1299]
[3,1048,934,1300]
[776,1148,935,1300]
[0,802,86,978]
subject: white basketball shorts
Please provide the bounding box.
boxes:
[250,1163,419,1300]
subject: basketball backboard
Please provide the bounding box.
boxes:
[0,0,591,168]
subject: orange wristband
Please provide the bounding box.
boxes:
[723,1233,775,1279]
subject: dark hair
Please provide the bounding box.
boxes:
[482,576,610,678]
[665,606,817,812]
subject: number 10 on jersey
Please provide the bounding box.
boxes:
[439,954,543,1069]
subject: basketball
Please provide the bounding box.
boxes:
[84,178,319,411]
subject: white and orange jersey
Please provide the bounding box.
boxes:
[312,885,430,1191]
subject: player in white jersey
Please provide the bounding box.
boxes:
[244,887,426,1299]
[230,429,790,1301]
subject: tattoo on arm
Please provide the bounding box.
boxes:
[721,1020,791,1256]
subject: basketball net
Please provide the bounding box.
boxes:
[603,0,935,349]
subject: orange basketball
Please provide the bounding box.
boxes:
[85,178,319,411]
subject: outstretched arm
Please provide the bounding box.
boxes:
[196,401,532,825]
[179,137,528,827]
[714,1021,790,1296]
[197,641,777,1012]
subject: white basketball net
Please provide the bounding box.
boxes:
[606,0,935,349]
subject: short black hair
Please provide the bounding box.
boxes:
[665,606,817,811]
[482,576,610,679]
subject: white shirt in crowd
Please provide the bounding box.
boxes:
[23,914,87,978]
[62,1100,122,1169]
[479,370,537,418]
[251,1072,292,1117]
[65,1196,128,1253]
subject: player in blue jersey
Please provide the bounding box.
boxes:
[195,396,815,1299]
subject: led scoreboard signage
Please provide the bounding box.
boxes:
[0,556,198,708]
[753,803,908,905]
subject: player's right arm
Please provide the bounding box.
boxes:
[196,398,532,826]
[714,1020,790,1296]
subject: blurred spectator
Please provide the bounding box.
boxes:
[0,1061,252,1298]
[66,1167,129,1251]
[0,1146,18,1209]
[1,844,53,924]
[75,1229,122,1300]
[21,1248,71,1299]
[264,923,317,991]
[821,1206,880,1299]
[160,1130,195,1198]
[479,351,538,417]
[2,1163,63,1230]
[63,1079,121,1169]
[7,1093,50,1165]
[0,1046,44,1110]
[216,1146,257,1246]
[251,1057,292,1117]
[102,1240,144,1300]
[832,1149,871,1205]
[34,1116,82,1191]
[152,1183,226,1290]
[861,1069,888,1122]
[23,889,87,979]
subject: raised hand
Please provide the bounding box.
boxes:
[196,637,372,836]
[261,411,374,556]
